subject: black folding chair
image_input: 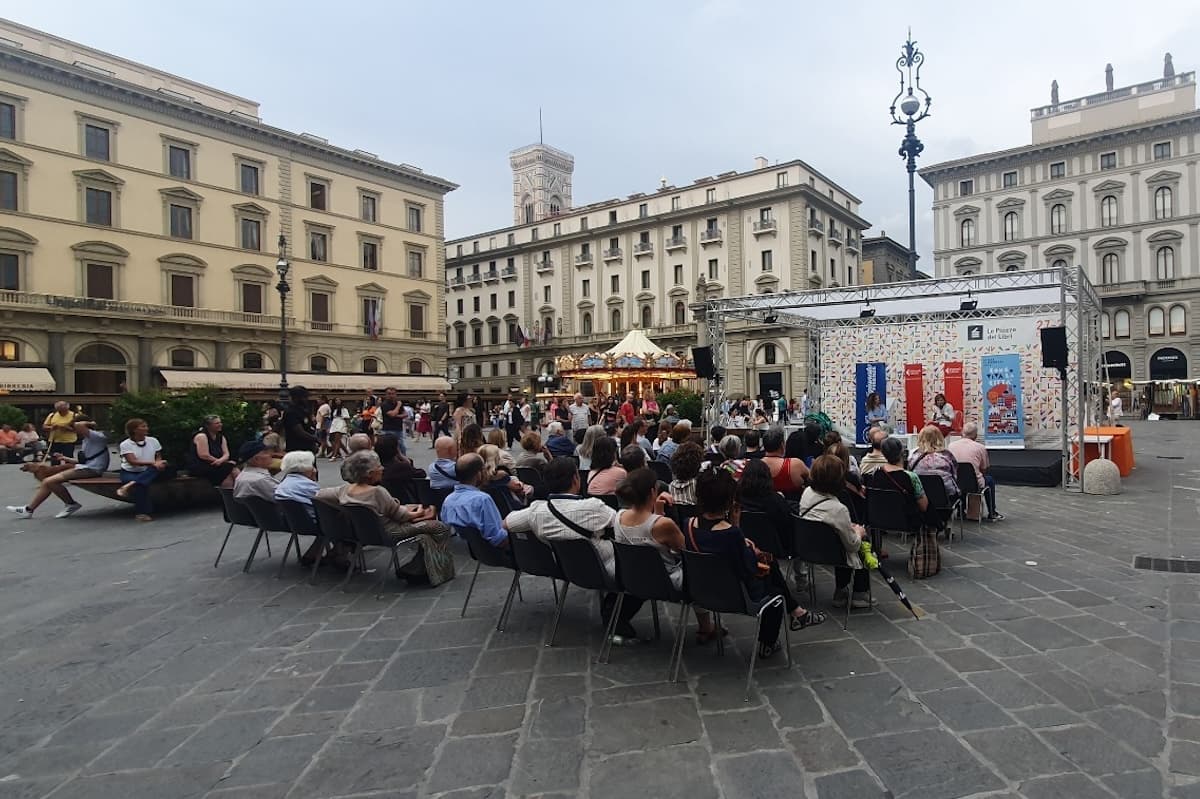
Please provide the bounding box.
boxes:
[577,470,590,494]
[238,495,292,579]
[415,477,451,513]
[312,499,361,590]
[671,503,698,527]
[549,537,614,648]
[865,486,919,547]
[277,499,324,579]
[918,474,957,542]
[456,525,518,627]
[516,467,548,501]
[680,549,791,699]
[606,543,688,674]
[341,503,421,598]
[740,510,793,577]
[508,530,567,642]
[955,462,984,539]
[216,487,266,571]
[793,518,872,630]
[649,460,673,484]
[483,483,525,518]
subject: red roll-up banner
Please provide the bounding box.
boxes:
[904,363,925,433]
[943,361,965,431]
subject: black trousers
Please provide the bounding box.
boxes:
[835,566,869,593]
[600,592,645,632]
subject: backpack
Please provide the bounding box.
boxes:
[907,528,941,579]
[804,412,834,434]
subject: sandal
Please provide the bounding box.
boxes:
[695,626,729,644]
[790,609,828,631]
[757,640,781,659]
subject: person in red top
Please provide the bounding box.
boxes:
[760,427,809,497]
[618,394,636,426]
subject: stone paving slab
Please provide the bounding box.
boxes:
[0,420,1197,797]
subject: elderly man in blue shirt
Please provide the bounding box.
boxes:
[439,453,507,548]
[429,436,459,490]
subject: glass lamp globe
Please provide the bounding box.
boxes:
[900,95,921,117]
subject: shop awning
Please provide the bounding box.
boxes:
[0,367,57,392]
[158,370,449,393]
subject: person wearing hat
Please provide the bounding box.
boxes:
[7,417,109,519]
[232,439,278,503]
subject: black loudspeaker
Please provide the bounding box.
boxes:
[1040,326,1068,370]
[692,346,716,378]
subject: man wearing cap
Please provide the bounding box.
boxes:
[233,440,278,502]
[8,417,109,519]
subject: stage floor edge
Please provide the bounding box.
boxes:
[852,447,1063,488]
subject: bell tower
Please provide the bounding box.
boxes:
[510,141,574,225]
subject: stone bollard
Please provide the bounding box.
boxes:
[1082,458,1122,495]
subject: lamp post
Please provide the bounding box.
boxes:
[275,234,290,407]
[889,30,931,278]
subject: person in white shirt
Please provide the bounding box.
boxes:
[568,393,591,433]
[315,397,331,457]
[1108,389,1123,425]
[116,418,167,522]
[931,393,955,435]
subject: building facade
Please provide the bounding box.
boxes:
[860,233,917,284]
[0,19,455,409]
[920,57,1199,387]
[445,152,869,403]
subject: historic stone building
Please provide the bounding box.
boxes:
[860,232,918,284]
[0,19,454,410]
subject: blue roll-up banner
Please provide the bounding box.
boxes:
[855,362,887,444]
[981,353,1025,448]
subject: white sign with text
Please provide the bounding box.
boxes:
[957,318,1040,351]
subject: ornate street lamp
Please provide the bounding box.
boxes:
[889,30,932,278]
[275,234,290,406]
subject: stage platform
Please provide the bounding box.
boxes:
[852,446,1063,487]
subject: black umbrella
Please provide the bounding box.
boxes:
[874,562,921,620]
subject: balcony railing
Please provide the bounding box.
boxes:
[0,289,291,328]
[467,272,483,284]
[845,233,859,251]
[448,276,466,289]
[665,236,687,251]
[483,269,499,282]
[829,227,843,243]
[501,266,517,279]
[575,252,594,265]
[753,218,777,234]
[1095,280,1147,297]
[700,228,723,243]
[808,217,824,235]
[536,259,554,272]
[602,247,623,261]
[633,242,654,256]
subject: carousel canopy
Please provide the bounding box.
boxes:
[557,328,691,377]
[605,329,670,358]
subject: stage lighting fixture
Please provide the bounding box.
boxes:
[763,312,779,324]
[859,307,876,318]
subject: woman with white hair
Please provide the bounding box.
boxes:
[575,424,607,471]
[274,450,328,565]
[316,450,455,586]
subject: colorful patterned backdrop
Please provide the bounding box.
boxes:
[817,316,1066,438]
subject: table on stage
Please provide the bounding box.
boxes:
[1072,426,1134,477]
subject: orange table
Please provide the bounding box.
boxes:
[1081,426,1134,476]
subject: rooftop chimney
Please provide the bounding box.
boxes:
[754,156,768,170]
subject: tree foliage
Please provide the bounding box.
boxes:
[0,404,26,430]
[109,388,259,466]
[657,388,703,425]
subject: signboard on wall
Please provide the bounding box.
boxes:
[943,361,964,428]
[854,362,886,444]
[958,318,1039,351]
[904,363,925,433]
[981,353,1025,448]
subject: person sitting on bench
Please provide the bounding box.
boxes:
[7,417,109,519]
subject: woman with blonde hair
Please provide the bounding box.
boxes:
[477,443,529,513]
[485,427,517,470]
[576,424,607,471]
[908,425,960,499]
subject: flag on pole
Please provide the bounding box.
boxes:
[368,302,380,340]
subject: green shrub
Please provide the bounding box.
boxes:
[0,404,26,430]
[657,388,703,426]
[109,388,259,466]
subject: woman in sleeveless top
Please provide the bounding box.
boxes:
[188,415,238,487]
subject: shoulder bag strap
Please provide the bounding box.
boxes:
[547,499,599,538]
[796,496,835,519]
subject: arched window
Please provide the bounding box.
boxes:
[407,359,424,374]
[1002,212,1017,242]
[0,339,19,361]
[961,270,974,276]
[1149,306,1166,336]
[1101,253,1120,284]
[1170,304,1187,335]
[582,312,592,335]
[1049,204,1067,235]
[959,218,975,247]
[1004,265,1020,272]
[641,305,652,329]
[764,344,777,365]
[1100,195,1118,227]
[310,355,329,372]
[611,309,622,331]
[1155,186,1173,220]
[674,301,687,325]
[76,343,126,364]
[1156,246,1176,280]
[241,351,264,370]
[363,357,380,373]
[1101,312,1111,339]
[170,348,195,368]
[1052,258,1068,269]
[74,343,127,394]
[1114,309,1131,339]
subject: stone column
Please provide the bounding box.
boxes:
[137,337,152,391]
[47,331,65,393]
[214,341,228,371]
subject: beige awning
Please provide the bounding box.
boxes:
[158,370,449,393]
[0,367,57,392]
[604,329,670,357]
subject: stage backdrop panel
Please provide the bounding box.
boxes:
[818,315,1062,439]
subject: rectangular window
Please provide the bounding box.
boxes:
[0,102,14,140]
[309,230,328,262]
[240,218,260,251]
[543,285,551,303]
[639,231,650,244]
[169,205,192,239]
[167,145,191,179]
[361,193,377,222]
[409,303,424,332]
[509,360,517,374]
[531,228,539,241]
[473,296,480,312]
[1002,171,1017,188]
[360,298,379,334]
[553,222,561,236]
[240,162,260,195]
[0,170,15,210]
[1154,142,1171,160]
[641,270,650,289]
[609,210,618,224]
[489,293,497,310]
[407,204,423,232]
[761,250,773,271]
[706,188,716,203]
[759,207,772,222]
[580,217,589,231]
[830,258,836,278]
[581,279,590,297]
[706,217,718,232]
[811,249,817,272]
[170,274,194,307]
[959,179,974,196]
[1100,151,1117,170]
[507,233,515,246]
[474,364,482,377]
[611,275,620,293]
[455,329,465,348]
[85,263,114,299]
[241,282,263,314]
[671,196,681,211]
[674,264,683,285]
[708,259,718,279]
[456,244,463,257]
[491,362,500,376]
[84,124,110,160]
[456,298,463,314]
[310,292,330,329]
[85,187,112,226]
[507,290,515,307]
[0,253,18,290]
[638,202,648,218]
[407,250,423,278]
[362,240,379,270]
[671,224,683,239]
[309,180,327,210]
[1050,161,1066,179]
[777,171,788,188]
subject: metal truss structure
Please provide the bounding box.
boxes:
[700,267,1102,491]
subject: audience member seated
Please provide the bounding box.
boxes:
[485,427,518,470]
[7,417,107,519]
[743,430,764,459]
[948,422,1003,521]
[669,441,704,504]
[16,423,44,461]
[859,428,888,475]
[575,425,606,471]
[459,423,485,456]
[656,419,692,463]
[652,422,671,457]
[233,441,278,502]
[706,425,727,457]
[761,427,810,498]
[614,467,685,587]
[711,434,745,475]
[685,469,826,660]
[316,450,455,586]
[584,436,626,496]
[430,436,459,489]
[545,421,577,459]
[515,431,551,469]
[375,433,426,501]
[478,444,529,513]
[504,458,639,637]
[440,453,508,548]
[0,424,20,463]
[187,415,240,487]
[866,437,929,530]
[798,455,874,609]
[346,433,373,454]
[825,441,866,522]
[908,425,961,501]
[274,450,330,565]
[619,443,646,472]
[822,431,859,476]
[736,458,795,542]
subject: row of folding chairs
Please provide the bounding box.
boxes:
[457,526,789,700]
[216,487,419,596]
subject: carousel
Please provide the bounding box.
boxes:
[556,329,695,398]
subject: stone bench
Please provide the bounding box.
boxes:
[71,474,221,509]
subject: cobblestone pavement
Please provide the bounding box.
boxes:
[0,422,1197,798]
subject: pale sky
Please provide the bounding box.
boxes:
[14,1,1200,264]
